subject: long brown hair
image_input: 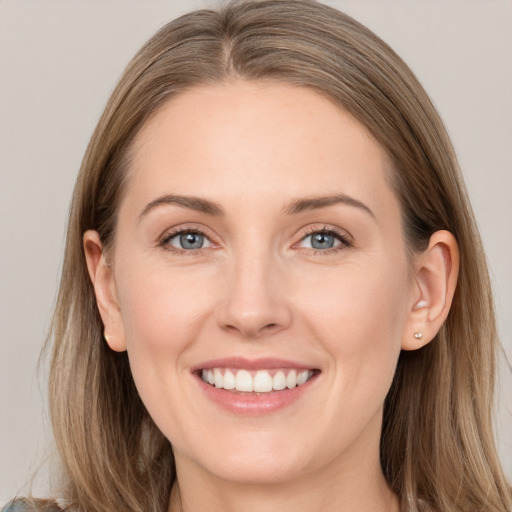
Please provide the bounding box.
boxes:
[36,1,512,511]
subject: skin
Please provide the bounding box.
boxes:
[84,81,458,512]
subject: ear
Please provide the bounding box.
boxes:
[83,230,127,352]
[402,230,459,351]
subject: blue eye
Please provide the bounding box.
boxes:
[309,232,337,249]
[164,230,213,251]
[298,229,349,252]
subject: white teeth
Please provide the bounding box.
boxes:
[272,371,287,391]
[286,369,297,389]
[235,369,253,392]
[297,370,309,385]
[201,368,314,392]
[214,368,223,388]
[253,370,273,392]
[223,370,235,390]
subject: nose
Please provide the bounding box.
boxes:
[216,251,292,340]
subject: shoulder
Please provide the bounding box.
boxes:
[1,500,62,512]
[1,502,30,512]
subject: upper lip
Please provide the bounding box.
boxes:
[191,357,318,372]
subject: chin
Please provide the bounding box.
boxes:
[176,434,314,485]
[202,456,307,485]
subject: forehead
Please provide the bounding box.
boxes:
[125,81,398,220]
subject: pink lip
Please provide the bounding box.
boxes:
[191,357,320,416]
[191,357,315,372]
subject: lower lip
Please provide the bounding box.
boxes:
[195,373,319,415]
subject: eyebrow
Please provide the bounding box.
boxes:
[139,195,224,220]
[283,194,375,218]
[138,193,375,220]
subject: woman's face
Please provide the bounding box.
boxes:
[100,82,419,484]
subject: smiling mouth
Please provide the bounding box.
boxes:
[200,368,318,393]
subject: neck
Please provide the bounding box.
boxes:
[168,446,399,512]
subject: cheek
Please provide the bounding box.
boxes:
[111,265,207,413]
[297,257,410,402]
[113,264,216,435]
[302,258,409,341]
[302,260,410,440]
[116,261,213,350]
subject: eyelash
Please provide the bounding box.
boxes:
[159,225,216,256]
[158,225,353,256]
[298,225,353,256]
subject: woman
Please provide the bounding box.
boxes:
[4,1,511,511]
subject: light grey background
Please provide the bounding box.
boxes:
[1,0,511,504]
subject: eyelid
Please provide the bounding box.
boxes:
[158,224,220,254]
[157,223,353,256]
[293,224,353,254]
[167,230,213,250]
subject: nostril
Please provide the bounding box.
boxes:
[216,296,293,339]
[222,321,282,339]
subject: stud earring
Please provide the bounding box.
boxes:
[414,332,423,340]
